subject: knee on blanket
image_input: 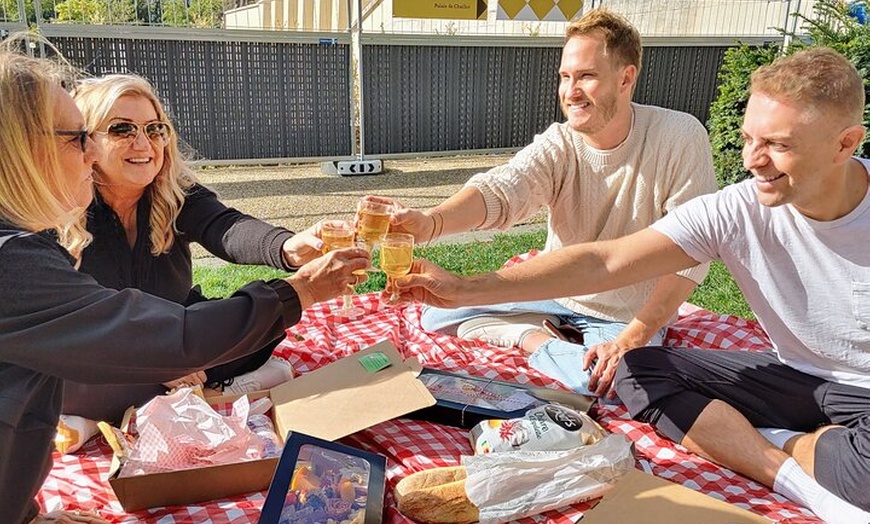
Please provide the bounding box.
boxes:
[614,346,673,416]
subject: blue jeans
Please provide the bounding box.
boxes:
[420,300,665,398]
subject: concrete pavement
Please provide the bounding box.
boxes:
[192,153,546,263]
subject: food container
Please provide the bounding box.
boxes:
[258,432,386,524]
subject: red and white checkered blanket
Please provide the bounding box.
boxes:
[37,277,820,523]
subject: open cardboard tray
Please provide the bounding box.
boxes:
[406,367,595,428]
[107,340,434,512]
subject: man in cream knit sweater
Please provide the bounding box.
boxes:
[396,47,870,524]
[379,9,717,399]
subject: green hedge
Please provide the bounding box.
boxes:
[707,0,870,188]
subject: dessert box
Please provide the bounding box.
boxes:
[407,367,594,428]
[258,432,386,524]
[106,340,434,511]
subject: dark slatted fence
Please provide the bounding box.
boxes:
[45,28,353,161]
[362,39,731,155]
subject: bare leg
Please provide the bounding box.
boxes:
[683,401,870,524]
[681,400,787,486]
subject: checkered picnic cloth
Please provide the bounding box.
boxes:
[37,253,821,523]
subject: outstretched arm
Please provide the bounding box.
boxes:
[397,228,699,308]
[361,186,488,244]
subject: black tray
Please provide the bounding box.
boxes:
[406,368,594,429]
[259,432,386,524]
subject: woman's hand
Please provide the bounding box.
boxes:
[287,247,370,308]
[30,510,109,524]
[281,223,325,268]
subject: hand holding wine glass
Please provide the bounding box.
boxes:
[380,233,415,305]
[320,220,364,317]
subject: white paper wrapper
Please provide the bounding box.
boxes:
[120,388,266,476]
[462,433,634,524]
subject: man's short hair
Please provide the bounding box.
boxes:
[750,47,865,125]
[565,9,642,71]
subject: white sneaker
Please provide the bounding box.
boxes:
[457,313,560,348]
[56,414,100,454]
[223,356,294,394]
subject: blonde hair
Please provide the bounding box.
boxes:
[74,74,197,255]
[0,38,91,259]
[751,47,865,125]
[565,8,642,72]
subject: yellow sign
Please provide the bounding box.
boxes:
[394,0,488,20]
[498,0,583,21]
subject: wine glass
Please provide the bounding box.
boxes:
[379,233,414,305]
[356,199,393,251]
[320,220,363,318]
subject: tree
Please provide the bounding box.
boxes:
[189,0,222,28]
[161,0,188,26]
[1,0,54,24]
[54,0,135,24]
[707,0,870,187]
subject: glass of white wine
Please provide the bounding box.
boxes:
[321,220,363,318]
[356,198,393,252]
[379,232,414,305]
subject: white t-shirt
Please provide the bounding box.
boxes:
[652,159,870,388]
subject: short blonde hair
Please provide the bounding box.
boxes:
[751,47,865,125]
[565,8,642,72]
[0,41,91,259]
[74,74,197,255]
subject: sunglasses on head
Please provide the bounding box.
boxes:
[55,129,89,153]
[104,121,172,146]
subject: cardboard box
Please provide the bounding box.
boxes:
[107,340,435,512]
[406,367,595,428]
[581,469,773,523]
[258,432,386,524]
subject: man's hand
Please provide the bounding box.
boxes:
[162,370,207,389]
[281,223,324,268]
[583,338,640,398]
[391,259,466,308]
[358,196,435,243]
[31,510,109,524]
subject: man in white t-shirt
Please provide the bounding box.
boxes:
[368,9,716,400]
[395,47,870,524]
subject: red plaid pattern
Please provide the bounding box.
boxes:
[37,255,821,523]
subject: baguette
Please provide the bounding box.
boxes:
[395,466,479,524]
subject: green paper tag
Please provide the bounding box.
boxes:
[359,351,392,373]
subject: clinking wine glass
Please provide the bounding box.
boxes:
[356,198,393,253]
[380,233,414,305]
[320,220,364,318]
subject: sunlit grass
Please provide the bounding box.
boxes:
[194,229,753,319]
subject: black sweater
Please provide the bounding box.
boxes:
[0,218,301,523]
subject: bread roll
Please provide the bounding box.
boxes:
[394,466,479,524]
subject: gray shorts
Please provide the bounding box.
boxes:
[615,346,870,510]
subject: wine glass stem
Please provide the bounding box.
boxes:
[342,284,355,310]
[388,277,399,303]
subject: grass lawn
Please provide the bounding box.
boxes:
[194,229,754,319]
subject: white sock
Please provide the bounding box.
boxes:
[757,427,804,450]
[773,458,870,524]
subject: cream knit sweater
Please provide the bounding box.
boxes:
[466,103,718,323]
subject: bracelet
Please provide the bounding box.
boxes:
[425,210,443,248]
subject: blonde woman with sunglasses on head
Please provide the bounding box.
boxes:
[54,74,353,450]
[0,42,368,524]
